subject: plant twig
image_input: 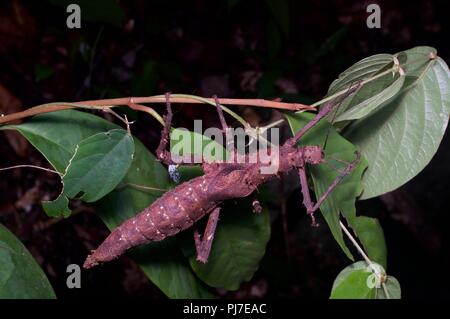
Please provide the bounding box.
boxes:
[0,95,312,125]
[339,220,390,298]
[0,164,61,175]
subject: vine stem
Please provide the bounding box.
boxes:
[0,95,312,125]
[258,54,435,132]
[339,221,373,267]
[339,220,390,298]
[0,164,61,175]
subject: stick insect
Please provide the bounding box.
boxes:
[83,84,361,268]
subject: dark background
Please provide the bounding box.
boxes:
[0,0,449,299]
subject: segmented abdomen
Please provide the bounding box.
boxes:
[83,175,217,268]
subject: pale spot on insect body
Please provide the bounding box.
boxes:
[168,165,181,183]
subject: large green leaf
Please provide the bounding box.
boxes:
[3,110,212,298]
[0,241,14,287]
[0,224,56,299]
[180,201,271,291]
[335,73,405,122]
[328,54,393,95]
[2,110,115,172]
[330,265,376,299]
[325,52,409,123]
[330,261,401,299]
[344,47,450,198]
[286,112,386,266]
[348,216,386,268]
[43,129,135,217]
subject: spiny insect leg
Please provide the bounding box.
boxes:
[194,207,221,263]
[311,151,361,211]
[299,151,361,226]
[298,166,319,227]
[213,95,229,132]
[285,81,361,147]
[156,92,174,165]
[213,95,235,162]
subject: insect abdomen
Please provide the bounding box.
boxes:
[83,175,216,268]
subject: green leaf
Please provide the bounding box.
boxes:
[344,47,450,198]
[0,224,56,299]
[44,129,135,216]
[330,261,401,299]
[42,193,71,217]
[170,128,230,163]
[330,261,375,299]
[5,110,212,298]
[0,241,14,287]
[328,54,393,95]
[335,73,405,122]
[348,216,386,268]
[285,112,386,265]
[331,270,375,298]
[181,201,271,291]
[376,276,401,299]
[2,109,115,172]
[325,51,403,122]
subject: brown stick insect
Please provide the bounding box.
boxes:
[83,83,361,269]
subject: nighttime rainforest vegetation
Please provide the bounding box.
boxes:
[0,0,449,300]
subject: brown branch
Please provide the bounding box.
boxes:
[82,96,312,111]
[0,95,313,125]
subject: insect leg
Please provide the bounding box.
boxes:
[311,151,361,211]
[298,165,319,227]
[299,151,361,226]
[194,207,221,263]
[155,92,174,165]
[213,95,235,162]
[285,82,361,147]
